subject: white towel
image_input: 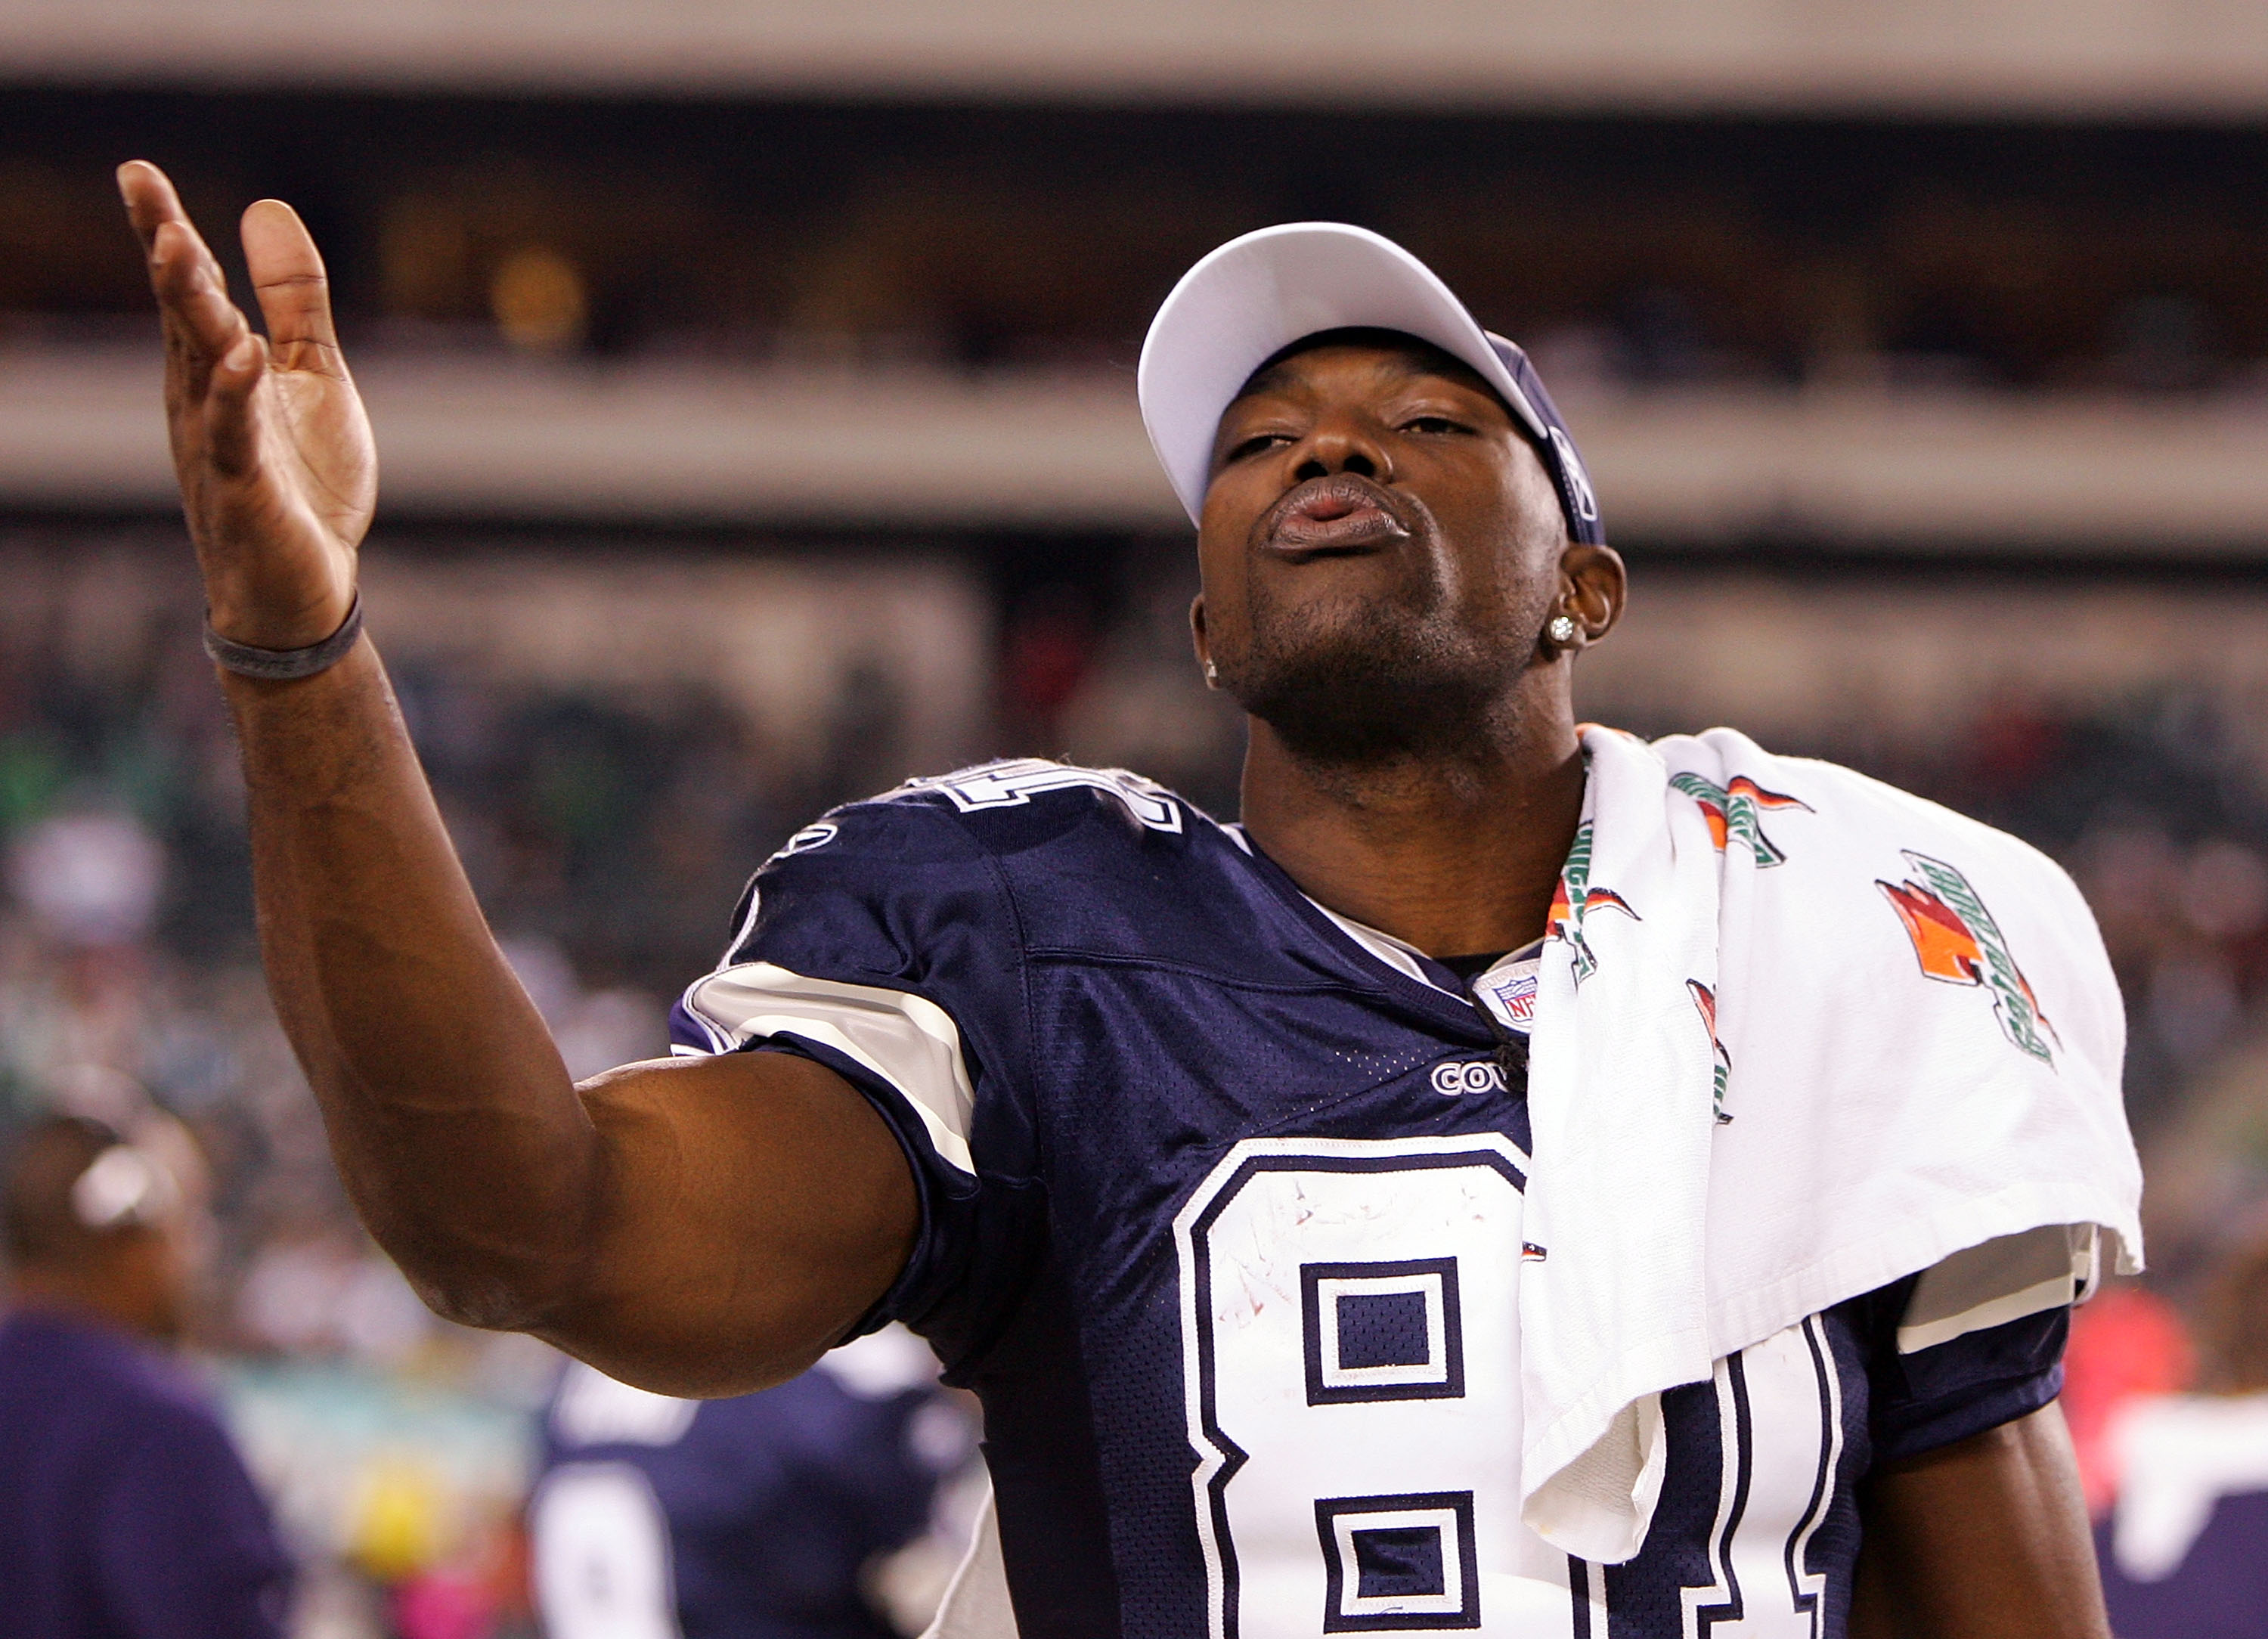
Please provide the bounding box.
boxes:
[1514,726,2143,1563]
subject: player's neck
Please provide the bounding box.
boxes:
[1237,703,1585,959]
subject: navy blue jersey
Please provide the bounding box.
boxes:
[531,1329,953,1639]
[0,1307,292,1639]
[671,761,2072,1639]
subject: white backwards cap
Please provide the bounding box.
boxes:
[1136,222,1602,541]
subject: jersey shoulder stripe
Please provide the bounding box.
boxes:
[678,961,978,1176]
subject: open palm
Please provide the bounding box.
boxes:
[119,160,373,652]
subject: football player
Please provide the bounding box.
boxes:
[530,1325,962,1639]
[119,160,2119,1637]
[1,1116,293,1637]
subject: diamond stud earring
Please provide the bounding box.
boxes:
[1204,659,1219,686]
[1546,615,1579,646]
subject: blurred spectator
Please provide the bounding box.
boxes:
[500,933,668,1081]
[530,1325,971,1639]
[2095,1230,2268,1635]
[0,1114,292,1637]
[235,1225,436,1365]
[999,587,1097,751]
[6,807,164,949]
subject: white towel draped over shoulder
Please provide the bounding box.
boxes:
[1517,726,2143,1564]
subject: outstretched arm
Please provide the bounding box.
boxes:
[1850,1401,2110,1639]
[118,162,915,1395]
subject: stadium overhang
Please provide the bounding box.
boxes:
[8,0,2268,119]
[11,345,2268,556]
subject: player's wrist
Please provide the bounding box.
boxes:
[205,591,364,681]
[200,570,357,654]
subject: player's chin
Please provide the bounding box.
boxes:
[1235,601,1481,726]
[1248,549,1436,631]
[1241,593,1406,675]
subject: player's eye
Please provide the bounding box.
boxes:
[1223,432,1294,464]
[1399,414,1470,437]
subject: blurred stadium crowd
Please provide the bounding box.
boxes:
[10,5,2268,1634]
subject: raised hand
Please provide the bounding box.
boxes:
[118,161,373,651]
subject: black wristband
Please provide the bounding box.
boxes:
[203,593,364,680]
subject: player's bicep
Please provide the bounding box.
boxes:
[543,1049,918,1398]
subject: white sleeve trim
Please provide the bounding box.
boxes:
[680,960,978,1176]
[1897,1222,2096,1354]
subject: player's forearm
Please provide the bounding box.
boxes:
[225,635,601,1329]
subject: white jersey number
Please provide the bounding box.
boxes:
[1173,1135,1845,1639]
[1176,1136,1549,1637]
[530,1461,683,1639]
[1677,1318,1845,1639]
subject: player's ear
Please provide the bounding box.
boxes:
[1560,544,1626,646]
[1188,593,1219,689]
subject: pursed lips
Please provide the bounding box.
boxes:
[1256,473,1416,560]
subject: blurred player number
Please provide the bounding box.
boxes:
[1178,1137,1838,1636]
[530,1462,681,1639]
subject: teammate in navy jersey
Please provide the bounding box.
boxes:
[1,1116,293,1638]
[530,1328,959,1639]
[119,161,2112,1637]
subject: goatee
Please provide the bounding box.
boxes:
[1222,587,1517,767]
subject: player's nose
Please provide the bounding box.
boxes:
[1288,418,1394,488]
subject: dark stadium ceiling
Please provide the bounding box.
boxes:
[8,0,2268,119]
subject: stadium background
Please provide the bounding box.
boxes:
[5,4,2268,1632]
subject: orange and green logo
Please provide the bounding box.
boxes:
[1669,772,1813,867]
[1548,820,1637,984]
[1877,850,2059,1065]
[1687,979,1734,1123]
